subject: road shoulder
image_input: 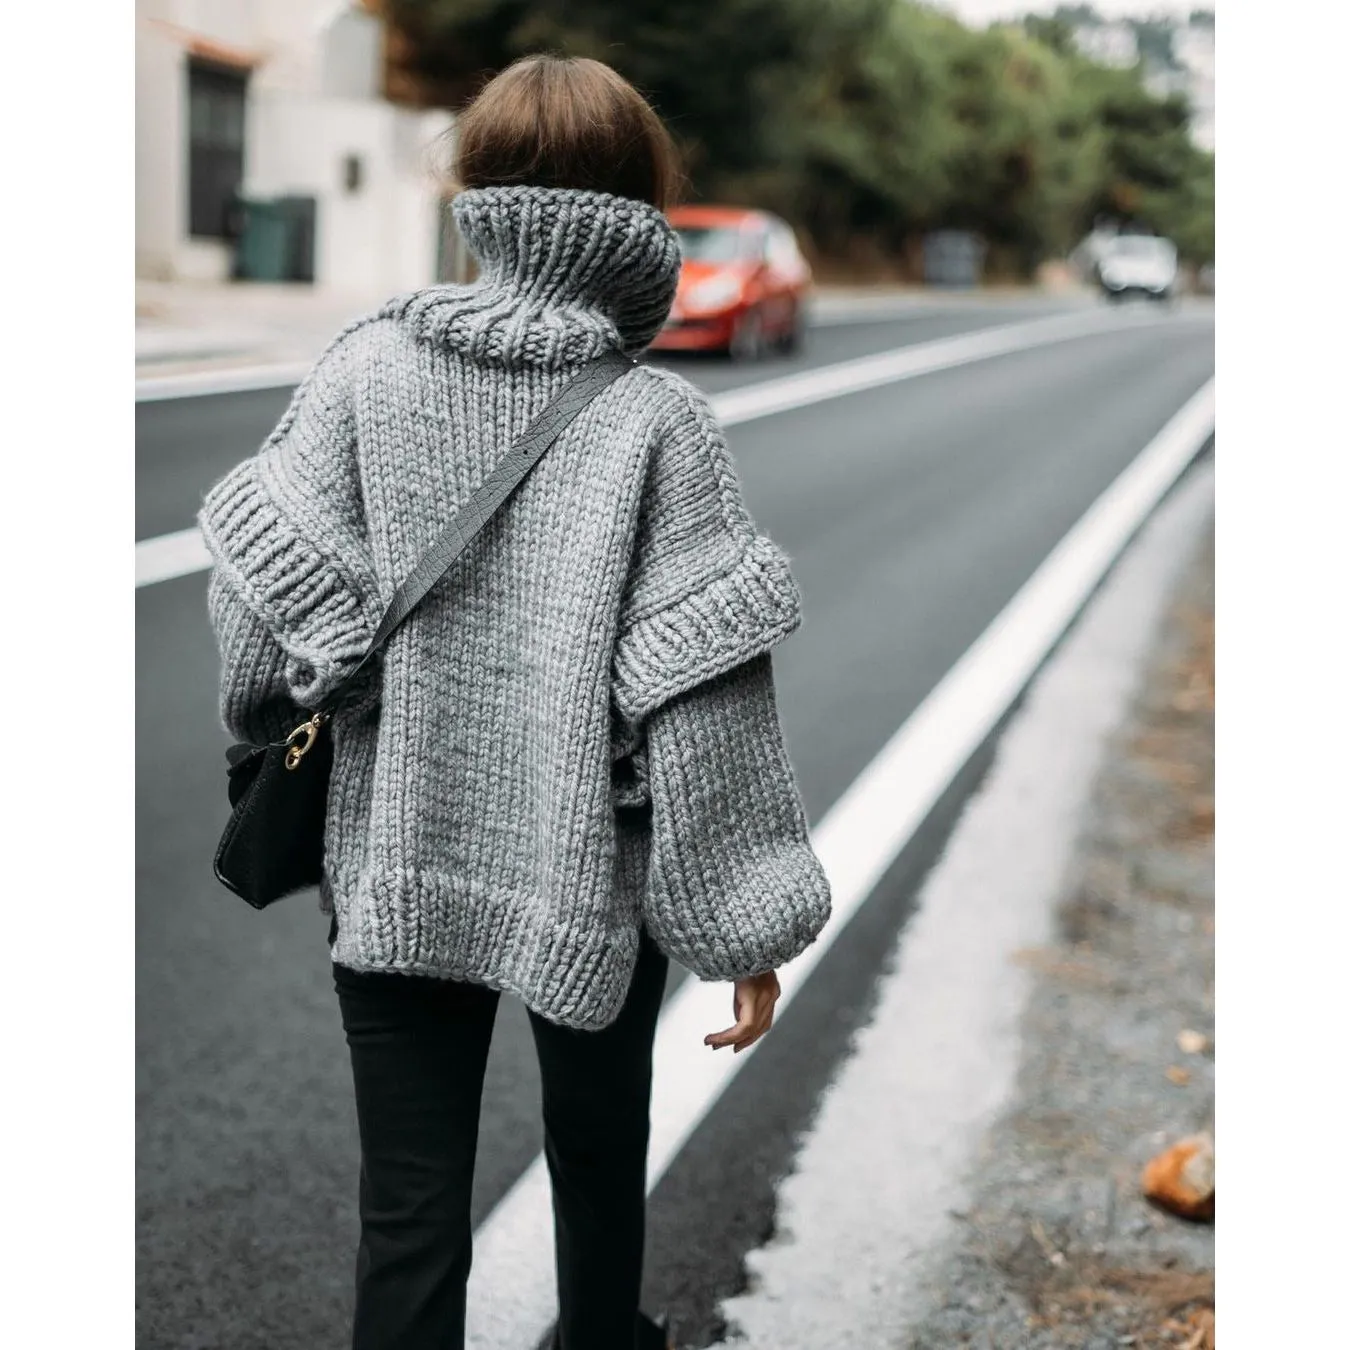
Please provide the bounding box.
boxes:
[905,520,1215,1348]
[715,463,1214,1349]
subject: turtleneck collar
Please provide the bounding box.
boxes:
[387,185,682,369]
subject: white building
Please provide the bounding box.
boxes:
[136,0,456,294]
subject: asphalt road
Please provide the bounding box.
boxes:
[136,298,1214,1349]
[135,295,1078,540]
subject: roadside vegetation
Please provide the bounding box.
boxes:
[375,0,1215,279]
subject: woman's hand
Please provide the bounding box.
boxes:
[704,970,781,1054]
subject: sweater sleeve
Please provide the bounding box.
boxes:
[206,564,304,745]
[610,372,803,724]
[197,327,383,715]
[640,651,832,981]
[206,565,381,745]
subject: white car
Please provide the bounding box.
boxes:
[1097,235,1178,302]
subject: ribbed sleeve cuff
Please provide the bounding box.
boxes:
[199,463,381,707]
[651,845,833,983]
[611,534,802,723]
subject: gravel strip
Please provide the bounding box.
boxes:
[905,522,1215,1350]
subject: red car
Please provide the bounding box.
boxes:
[651,206,813,359]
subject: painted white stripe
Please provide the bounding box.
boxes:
[463,378,1215,1347]
[712,305,1157,425]
[131,301,1034,403]
[135,361,313,404]
[723,459,1217,1349]
[134,527,213,588]
[806,293,1086,328]
[807,304,981,329]
[134,307,1180,589]
[807,299,955,327]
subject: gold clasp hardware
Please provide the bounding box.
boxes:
[284,712,327,770]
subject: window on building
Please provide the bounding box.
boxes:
[188,59,248,240]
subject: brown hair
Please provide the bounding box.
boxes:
[450,55,683,211]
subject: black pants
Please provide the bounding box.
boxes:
[331,925,670,1350]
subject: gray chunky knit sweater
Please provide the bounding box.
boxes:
[200,184,831,1029]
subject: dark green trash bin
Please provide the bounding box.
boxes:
[232,195,317,283]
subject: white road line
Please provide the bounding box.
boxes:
[463,377,1215,1347]
[807,300,956,327]
[806,294,1086,328]
[132,299,1050,403]
[712,304,1155,424]
[723,458,1217,1349]
[134,528,213,588]
[134,306,1184,589]
[135,361,314,404]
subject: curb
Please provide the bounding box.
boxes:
[134,288,1100,396]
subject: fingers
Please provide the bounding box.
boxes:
[704,973,780,1053]
[704,996,756,1052]
[732,999,773,1054]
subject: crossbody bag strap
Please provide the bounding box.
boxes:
[316,349,637,719]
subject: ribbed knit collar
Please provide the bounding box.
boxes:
[390,185,682,368]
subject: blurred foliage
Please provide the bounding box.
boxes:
[378,0,1215,275]
[1130,17,1179,69]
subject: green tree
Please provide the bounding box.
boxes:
[377,0,1215,276]
[772,0,958,255]
[1078,63,1207,235]
[380,0,807,180]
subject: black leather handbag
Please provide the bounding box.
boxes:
[213,350,637,909]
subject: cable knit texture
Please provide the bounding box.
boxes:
[199,185,831,1030]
